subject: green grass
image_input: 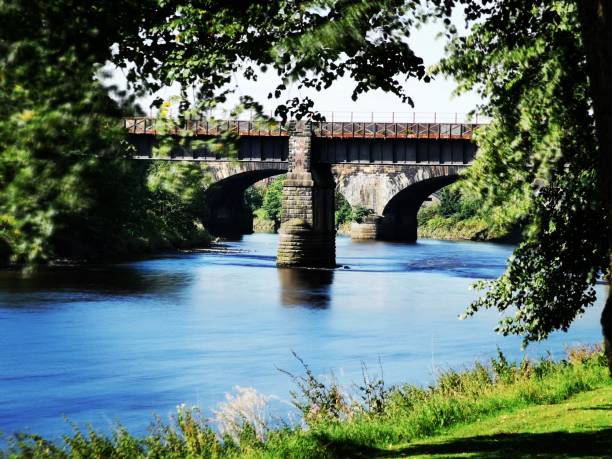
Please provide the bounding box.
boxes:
[416,211,507,241]
[252,208,268,220]
[387,385,612,458]
[2,347,610,458]
[416,195,511,241]
[417,215,491,240]
[252,349,610,458]
[252,209,276,233]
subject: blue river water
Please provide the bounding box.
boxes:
[0,234,605,440]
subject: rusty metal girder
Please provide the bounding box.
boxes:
[123,118,478,140]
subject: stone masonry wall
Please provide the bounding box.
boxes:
[277,130,336,268]
[282,186,314,225]
[332,164,467,215]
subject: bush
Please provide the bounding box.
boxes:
[262,176,285,224]
[417,186,512,241]
[279,352,352,424]
[244,186,264,212]
[352,205,374,223]
[335,193,352,227]
[437,188,462,217]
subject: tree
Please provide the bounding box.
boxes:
[245,186,264,213]
[115,0,430,120]
[263,177,285,225]
[434,0,611,372]
[0,0,211,264]
[352,205,374,223]
[575,0,612,373]
[335,192,353,227]
[438,188,462,218]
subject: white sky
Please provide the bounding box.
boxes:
[112,16,483,121]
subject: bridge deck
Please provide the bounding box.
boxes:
[124,118,479,140]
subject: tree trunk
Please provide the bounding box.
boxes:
[577,1,612,375]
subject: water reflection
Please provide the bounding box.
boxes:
[0,264,192,308]
[278,268,334,308]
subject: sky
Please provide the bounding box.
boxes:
[112,15,483,122]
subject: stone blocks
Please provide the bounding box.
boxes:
[277,219,336,268]
[277,132,336,268]
[351,215,382,240]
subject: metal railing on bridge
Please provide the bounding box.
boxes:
[124,116,483,141]
[142,109,488,124]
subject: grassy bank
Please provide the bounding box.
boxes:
[417,214,494,241]
[252,209,276,233]
[392,385,612,458]
[2,346,609,458]
[416,214,512,241]
[417,188,514,242]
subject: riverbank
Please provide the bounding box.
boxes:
[0,236,214,271]
[3,346,609,458]
[417,215,506,241]
[415,187,521,242]
[392,385,612,458]
[253,208,276,233]
[0,158,217,266]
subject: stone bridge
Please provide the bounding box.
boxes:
[125,118,478,267]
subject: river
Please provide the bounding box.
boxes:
[0,234,605,440]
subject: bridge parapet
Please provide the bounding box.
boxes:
[123,117,480,140]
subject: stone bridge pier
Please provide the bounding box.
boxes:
[333,164,466,242]
[277,126,336,268]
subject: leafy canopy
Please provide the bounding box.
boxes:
[437,0,608,343]
[114,0,431,120]
[0,0,212,263]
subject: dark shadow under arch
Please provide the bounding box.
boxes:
[203,169,286,236]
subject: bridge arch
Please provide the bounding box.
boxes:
[380,174,459,241]
[332,164,465,241]
[202,162,287,236]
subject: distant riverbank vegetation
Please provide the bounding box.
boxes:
[417,186,518,242]
[2,345,608,458]
[246,177,282,233]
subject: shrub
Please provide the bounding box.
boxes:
[244,186,264,212]
[565,343,605,365]
[437,187,462,217]
[351,205,374,223]
[335,193,352,227]
[279,352,351,424]
[262,176,284,224]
